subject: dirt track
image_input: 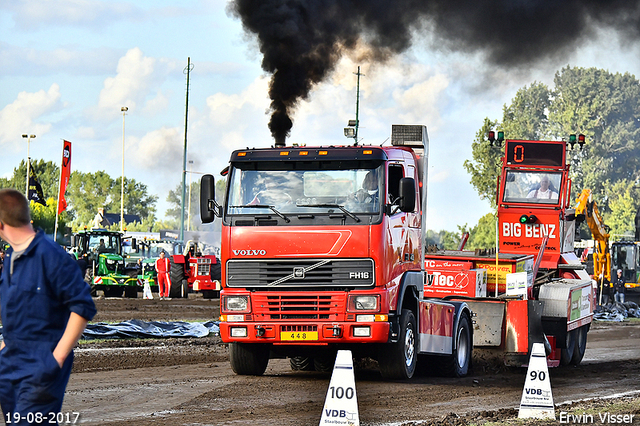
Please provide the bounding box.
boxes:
[46,297,640,425]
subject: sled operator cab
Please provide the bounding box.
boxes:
[496,138,577,271]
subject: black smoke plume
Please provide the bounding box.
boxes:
[228,0,640,146]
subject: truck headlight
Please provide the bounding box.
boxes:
[223,295,250,312]
[348,295,379,311]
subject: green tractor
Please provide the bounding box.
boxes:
[127,239,184,293]
[71,229,139,298]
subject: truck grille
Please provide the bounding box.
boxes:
[226,258,374,288]
[253,293,346,320]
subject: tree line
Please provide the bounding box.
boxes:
[0,161,218,237]
[460,66,640,248]
[3,66,638,246]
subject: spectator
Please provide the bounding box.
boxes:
[155,251,171,300]
[613,269,626,304]
[0,188,96,422]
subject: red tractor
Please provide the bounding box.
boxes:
[170,240,222,299]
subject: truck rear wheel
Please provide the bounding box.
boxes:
[169,261,188,298]
[378,309,417,380]
[442,313,472,377]
[289,356,314,371]
[229,343,270,376]
[313,352,336,373]
[570,325,588,365]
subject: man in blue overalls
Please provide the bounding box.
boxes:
[0,189,96,425]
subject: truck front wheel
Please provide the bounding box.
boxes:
[378,309,417,380]
[229,343,270,376]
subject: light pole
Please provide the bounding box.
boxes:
[187,160,194,232]
[120,107,128,232]
[22,134,36,198]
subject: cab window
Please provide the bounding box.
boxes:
[503,171,561,205]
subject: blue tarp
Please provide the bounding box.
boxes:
[81,319,220,339]
[594,301,640,322]
[79,319,220,339]
[1,320,219,340]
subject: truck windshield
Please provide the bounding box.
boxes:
[503,171,562,205]
[227,165,383,215]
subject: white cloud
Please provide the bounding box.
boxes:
[5,0,138,30]
[89,48,170,121]
[0,43,121,76]
[395,74,449,126]
[126,126,184,175]
[0,84,61,147]
[203,75,271,152]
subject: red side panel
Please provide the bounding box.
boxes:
[505,299,529,354]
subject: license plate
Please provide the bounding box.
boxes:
[280,331,318,341]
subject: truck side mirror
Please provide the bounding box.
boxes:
[200,174,220,223]
[398,177,416,213]
[70,235,76,247]
[132,238,138,251]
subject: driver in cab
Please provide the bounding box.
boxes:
[356,171,379,204]
[527,175,558,201]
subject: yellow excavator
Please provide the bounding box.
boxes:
[575,189,611,303]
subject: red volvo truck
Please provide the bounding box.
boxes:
[200,126,594,379]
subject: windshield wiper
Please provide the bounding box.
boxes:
[229,205,290,223]
[296,204,360,223]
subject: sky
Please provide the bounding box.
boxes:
[2,0,640,232]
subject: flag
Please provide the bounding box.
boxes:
[27,161,46,206]
[57,140,72,214]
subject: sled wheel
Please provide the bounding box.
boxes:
[560,329,577,366]
[570,325,588,365]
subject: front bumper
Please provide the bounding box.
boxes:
[219,320,390,344]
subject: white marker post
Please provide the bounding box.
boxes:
[319,350,359,426]
[518,342,555,420]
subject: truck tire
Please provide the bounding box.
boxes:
[289,356,314,371]
[210,261,221,281]
[570,325,588,365]
[378,309,417,380]
[169,261,188,299]
[124,286,138,298]
[313,352,336,373]
[560,329,577,366]
[104,286,124,298]
[229,343,270,376]
[442,313,472,377]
